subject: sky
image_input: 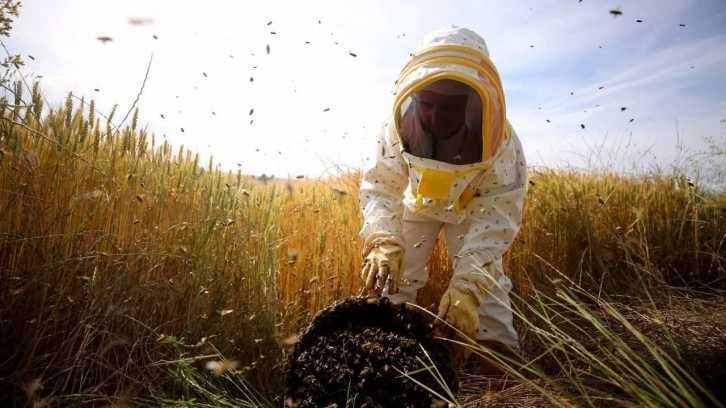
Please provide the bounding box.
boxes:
[4,0,726,179]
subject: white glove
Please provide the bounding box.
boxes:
[359,244,404,296]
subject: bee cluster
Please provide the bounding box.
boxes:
[283,296,457,408]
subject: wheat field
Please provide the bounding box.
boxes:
[1,81,724,407]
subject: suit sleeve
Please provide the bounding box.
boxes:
[358,118,410,255]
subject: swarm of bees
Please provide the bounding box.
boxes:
[282,296,457,407]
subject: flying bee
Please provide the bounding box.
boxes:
[330,186,347,195]
[128,17,153,25]
[279,334,299,347]
[287,249,299,264]
[205,359,240,376]
[74,190,102,201]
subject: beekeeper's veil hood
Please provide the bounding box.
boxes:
[394,25,507,163]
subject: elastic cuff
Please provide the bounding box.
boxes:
[361,231,404,257]
[448,280,483,305]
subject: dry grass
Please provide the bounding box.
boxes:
[1,81,724,407]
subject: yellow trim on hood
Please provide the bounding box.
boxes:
[393,44,507,162]
[399,44,501,84]
[394,71,491,160]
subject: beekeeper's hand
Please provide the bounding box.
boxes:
[434,287,480,363]
[360,244,404,296]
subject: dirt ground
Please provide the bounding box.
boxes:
[456,296,726,407]
[282,296,458,408]
[282,295,726,408]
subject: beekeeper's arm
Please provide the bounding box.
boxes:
[435,132,527,341]
[451,131,527,300]
[358,118,409,295]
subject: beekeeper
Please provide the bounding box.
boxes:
[358,25,527,373]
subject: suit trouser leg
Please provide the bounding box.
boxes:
[441,224,519,348]
[383,210,519,348]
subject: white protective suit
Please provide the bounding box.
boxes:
[359,26,527,348]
